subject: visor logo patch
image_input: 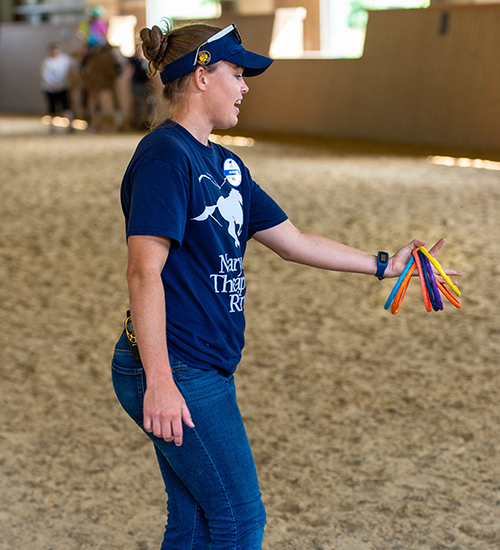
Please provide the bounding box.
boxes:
[197,50,211,65]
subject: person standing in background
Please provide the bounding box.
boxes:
[41,42,75,133]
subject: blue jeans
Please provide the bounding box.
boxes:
[111,331,266,549]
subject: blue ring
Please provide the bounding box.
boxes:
[384,256,415,310]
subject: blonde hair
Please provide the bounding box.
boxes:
[140,21,222,128]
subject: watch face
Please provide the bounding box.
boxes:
[379,252,389,264]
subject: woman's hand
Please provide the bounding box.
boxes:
[143,376,195,446]
[387,238,462,282]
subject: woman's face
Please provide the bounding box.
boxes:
[203,61,249,130]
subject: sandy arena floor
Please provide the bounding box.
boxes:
[1,114,499,550]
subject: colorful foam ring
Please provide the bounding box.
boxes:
[390,266,415,315]
[419,251,440,311]
[413,250,433,312]
[436,279,462,308]
[422,254,444,310]
[384,255,415,310]
[384,247,461,314]
[418,245,461,297]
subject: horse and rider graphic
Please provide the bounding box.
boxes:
[191,172,244,248]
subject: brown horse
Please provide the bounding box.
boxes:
[81,45,131,131]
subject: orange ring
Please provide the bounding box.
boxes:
[390,263,416,315]
[436,280,462,308]
[391,278,411,314]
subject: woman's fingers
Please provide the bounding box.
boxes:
[427,237,446,256]
[144,405,195,447]
[391,238,462,281]
[426,239,462,277]
[182,405,195,429]
[170,406,195,446]
[421,241,463,285]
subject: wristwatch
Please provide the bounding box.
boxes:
[376,251,389,280]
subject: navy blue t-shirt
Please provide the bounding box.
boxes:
[121,122,288,374]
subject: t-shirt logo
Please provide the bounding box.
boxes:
[192,173,244,248]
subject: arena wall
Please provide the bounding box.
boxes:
[237,4,500,150]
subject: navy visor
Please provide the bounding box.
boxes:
[160,24,273,84]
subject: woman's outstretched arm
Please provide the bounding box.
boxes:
[253,220,462,281]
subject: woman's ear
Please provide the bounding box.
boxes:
[193,66,208,91]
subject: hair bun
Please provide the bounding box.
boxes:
[140,25,169,72]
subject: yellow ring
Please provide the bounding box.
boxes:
[418,246,461,297]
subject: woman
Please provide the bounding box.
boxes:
[112,21,461,549]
